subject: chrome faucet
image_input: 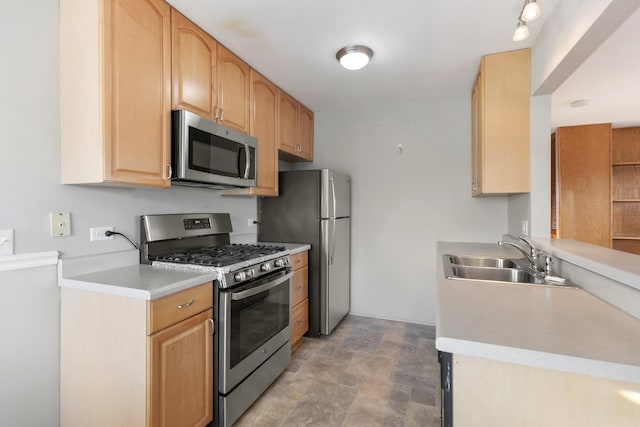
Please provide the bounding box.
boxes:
[497,240,538,269]
[498,234,546,275]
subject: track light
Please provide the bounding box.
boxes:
[513,0,541,42]
[522,0,541,21]
[513,20,529,42]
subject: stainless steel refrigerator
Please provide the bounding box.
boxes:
[259,169,351,336]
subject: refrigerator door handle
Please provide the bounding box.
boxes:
[330,175,337,219]
[329,219,336,265]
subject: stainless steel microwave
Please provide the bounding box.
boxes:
[171,109,257,189]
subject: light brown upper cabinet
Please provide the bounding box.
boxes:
[171,13,250,134]
[221,70,279,196]
[278,90,314,161]
[60,0,172,187]
[471,48,530,196]
[217,46,251,133]
[555,124,612,248]
[171,9,217,119]
[298,105,314,161]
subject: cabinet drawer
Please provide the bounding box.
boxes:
[291,298,309,344]
[147,282,213,334]
[290,251,308,270]
[291,266,308,307]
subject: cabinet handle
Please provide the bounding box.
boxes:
[295,285,302,290]
[177,299,195,309]
[219,108,224,121]
[209,318,214,336]
[295,320,303,327]
[164,163,172,180]
[214,107,219,120]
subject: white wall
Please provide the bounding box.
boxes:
[302,97,509,325]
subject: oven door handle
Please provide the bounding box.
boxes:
[230,271,293,300]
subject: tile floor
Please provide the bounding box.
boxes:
[235,315,441,427]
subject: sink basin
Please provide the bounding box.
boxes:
[442,254,579,288]
[444,254,523,269]
[446,265,544,284]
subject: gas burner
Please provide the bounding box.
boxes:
[154,244,288,268]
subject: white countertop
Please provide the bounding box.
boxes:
[58,250,216,300]
[436,241,640,384]
[259,242,311,255]
[58,243,309,300]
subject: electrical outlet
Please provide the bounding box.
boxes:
[248,218,257,227]
[90,226,114,242]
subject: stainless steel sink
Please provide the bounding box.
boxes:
[442,254,578,288]
[444,255,523,269]
[447,265,544,284]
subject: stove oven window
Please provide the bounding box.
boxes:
[229,280,289,368]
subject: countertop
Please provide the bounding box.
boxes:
[58,243,310,300]
[436,242,640,384]
[259,242,311,255]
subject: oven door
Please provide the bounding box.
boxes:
[218,269,292,394]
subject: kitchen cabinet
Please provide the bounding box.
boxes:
[453,354,640,426]
[170,12,249,134]
[60,282,214,427]
[60,0,172,187]
[217,45,251,133]
[555,124,611,248]
[290,250,309,352]
[471,48,530,196]
[171,9,218,119]
[611,126,640,254]
[221,70,279,196]
[278,90,314,162]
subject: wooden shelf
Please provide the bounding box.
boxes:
[612,199,640,203]
[612,236,640,240]
[611,127,640,255]
[612,162,640,166]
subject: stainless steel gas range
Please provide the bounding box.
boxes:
[140,213,292,427]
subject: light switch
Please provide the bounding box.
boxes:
[0,229,14,256]
[50,212,71,237]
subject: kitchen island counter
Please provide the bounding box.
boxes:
[436,241,640,384]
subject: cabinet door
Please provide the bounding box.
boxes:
[250,70,279,196]
[148,309,213,427]
[557,124,611,248]
[471,71,483,196]
[171,9,217,119]
[217,45,250,133]
[278,90,298,156]
[298,104,314,161]
[103,0,171,186]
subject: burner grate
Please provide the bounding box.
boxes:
[154,244,287,267]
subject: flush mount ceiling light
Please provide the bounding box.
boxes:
[512,0,541,42]
[336,45,374,70]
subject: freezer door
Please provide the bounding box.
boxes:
[320,217,351,334]
[321,169,351,219]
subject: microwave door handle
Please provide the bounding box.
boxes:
[231,272,293,300]
[244,144,250,179]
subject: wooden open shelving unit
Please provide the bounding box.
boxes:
[611,127,640,255]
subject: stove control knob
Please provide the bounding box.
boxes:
[260,263,272,272]
[234,271,246,282]
[245,268,255,278]
[274,259,285,268]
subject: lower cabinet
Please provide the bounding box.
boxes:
[60,282,214,427]
[290,250,309,352]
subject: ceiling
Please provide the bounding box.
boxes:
[551,6,640,129]
[166,0,636,129]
